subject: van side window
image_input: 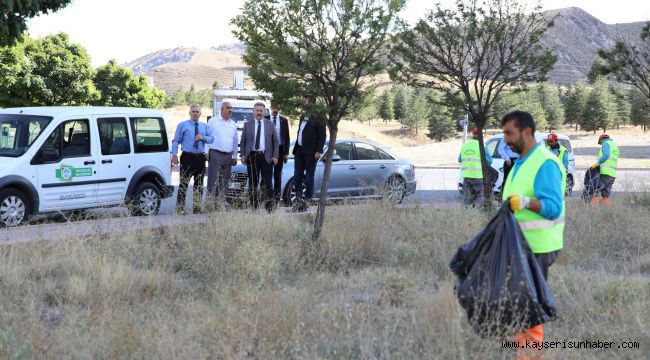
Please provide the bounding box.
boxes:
[98,117,130,155]
[487,139,500,158]
[130,117,168,153]
[61,120,90,157]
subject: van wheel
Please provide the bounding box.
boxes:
[0,188,30,227]
[130,182,161,216]
[282,178,307,206]
[384,175,406,205]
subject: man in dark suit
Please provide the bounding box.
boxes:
[240,102,279,212]
[264,104,290,204]
[292,97,327,212]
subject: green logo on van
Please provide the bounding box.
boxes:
[55,164,92,182]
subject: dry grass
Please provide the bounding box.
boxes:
[1,196,649,358]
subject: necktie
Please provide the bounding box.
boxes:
[255,120,261,151]
[194,122,199,149]
[273,116,277,126]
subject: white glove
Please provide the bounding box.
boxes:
[508,194,531,212]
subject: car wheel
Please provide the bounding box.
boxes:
[0,188,30,227]
[283,178,307,206]
[384,175,406,205]
[130,182,161,216]
[565,175,574,197]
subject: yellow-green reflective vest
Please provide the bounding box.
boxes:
[461,139,482,179]
[598,140,619,177]
[502,145,566,254]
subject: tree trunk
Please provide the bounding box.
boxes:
[477,125,492,211]
[308,127,338,256]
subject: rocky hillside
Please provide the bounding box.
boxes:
[543,7,645,84]
[123,8,648,92]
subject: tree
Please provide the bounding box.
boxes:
[378,90,394,122]
[402,89,428,134]
[611,85,631,129]
[564,82,589,131]
[426,90,456,141]
[1,0,72,45]
[0,32,97,107]
[630,88,650,132]
[583,77,617,133]
[596,23,650,107]
[392,0,556,205]
[391,84,410,123]
[351,91,378,124]
[537,83,564,131]
[232,0,405,248]
[93,59,165,108]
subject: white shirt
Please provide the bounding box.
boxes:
[297,117,309,146]
[271,114,283,145]
[253,118,265,152]
[206,115,238,159]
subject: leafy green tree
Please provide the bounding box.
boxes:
[392,0,556,205]
[630,88,650,132]
[537,83,564,131]
[93,59,165,108]
[564,82,589,131]
[391,84,410,123]
[352,91,378,124]
[232,0,405,247]
[1,0,72,45]
[378,90,394,122]
[0,33,97,107]
[583,77,617,133]
[596,23,650,106]
[164,88,188,108]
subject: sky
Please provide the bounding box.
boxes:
[26,0,650,67]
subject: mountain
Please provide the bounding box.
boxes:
[124,47,246,93]
[124,7,648,92]
[542,7,646,84]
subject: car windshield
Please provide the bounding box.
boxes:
[0,114,53,157]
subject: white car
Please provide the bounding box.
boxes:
[0,107,174,227]
[458,132,575,196]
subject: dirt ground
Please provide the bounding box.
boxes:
[162,106,650,168]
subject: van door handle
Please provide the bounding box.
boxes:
[102,159,113,164]
[84,160,95,165]
[379,165,386,169]
[349,166,356,170]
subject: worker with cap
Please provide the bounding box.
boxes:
[546,133,569,172]
[590,134,619,206]
[458,127,492,207]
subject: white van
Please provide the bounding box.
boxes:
[0,107,174,227]
[458,132,576,196]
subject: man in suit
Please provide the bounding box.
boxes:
[240,102,279,212]
[264,103,290,204]
[292,97,327,212]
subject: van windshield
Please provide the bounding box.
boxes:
[0,114,53,157]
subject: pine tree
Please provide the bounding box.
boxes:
[583,77,617,133]
[611,85,631,129]
[403,90,428,135]
[564,82,589,131]
[378,90,394,123]
[392,84,409,123]
[537,83,564,131]
[426,90,455,141]
[630,88,650,132]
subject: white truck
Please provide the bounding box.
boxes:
[212,70,272,139]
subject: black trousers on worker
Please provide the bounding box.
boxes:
[294,148,318,202]
[246,151,273,210]
[177,152,206,214]
[534,250,560,281]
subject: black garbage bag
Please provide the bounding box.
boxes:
[581,166,600,202]
[449,202,556,338]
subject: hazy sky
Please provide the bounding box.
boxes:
[26,0,650,67]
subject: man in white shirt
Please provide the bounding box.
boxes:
[205,101,239,210]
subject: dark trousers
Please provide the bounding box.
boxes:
[261,145,286,202]
[177,152,206,213]
[294,149,318,201]
[246,151,273,209]
[463,178,484,208]
[534,250,560,281]
[597,174,615,198]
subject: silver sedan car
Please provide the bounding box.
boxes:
[226,139,417,206]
